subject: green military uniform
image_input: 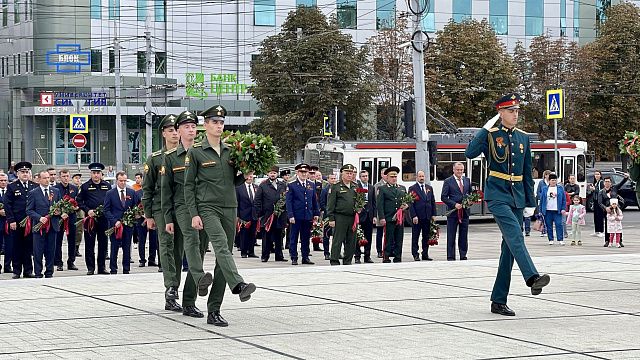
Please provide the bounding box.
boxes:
[142,115,181,298]
[376,168,407,262]
[183,106,247,314]
[465,93,548,313]
[326,164,358,265]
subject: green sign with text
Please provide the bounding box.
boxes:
[186,73,249,99]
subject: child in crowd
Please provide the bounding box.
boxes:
[606,199,623,248]
[566,194,586,246]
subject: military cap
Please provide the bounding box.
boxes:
[384,166,400,175]
[175,110,198,129]
[495,93,521,110]
[159,114,178,131]
[309,165,319,172]
[280,169,291,177]
[72,173,82,179]
[88,162,105,172]
[295,163,310,172]
[14,161,32,172]
[340,164,356,172]
[268,165,280,173]
[201,105,227,121]
[548,173,558,180]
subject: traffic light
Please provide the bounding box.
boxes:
[337,110,346,133]
[427,140,437,165]
[323,111,333,136]
[403,100,414,138]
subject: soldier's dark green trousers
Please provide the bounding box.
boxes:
[383,221,403,259]
[487,201,538,304]
[156,209,194,303]
[175,204,208,307]
[199,206,244,313]
[330,214,356,264]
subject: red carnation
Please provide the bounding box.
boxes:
[356,188,368,194]
[250,143,256,149]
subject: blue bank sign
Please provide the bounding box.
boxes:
[46,44,91,73]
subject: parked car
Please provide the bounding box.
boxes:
[585,169,638,211]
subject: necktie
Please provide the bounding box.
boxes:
[420,184,424,193]
[23,182,28,189]
[120,189,126,206]
[457,177,463,193]
[44,188,49,203]
[1,189,4,197]
[248,185,254,201]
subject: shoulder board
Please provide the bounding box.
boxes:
[165,148,177,155]
[514,128,527,134]
[151,150,163,157]
[192,142,202,148]
[488,127,499,133]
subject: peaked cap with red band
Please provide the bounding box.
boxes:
[495,93,521,110]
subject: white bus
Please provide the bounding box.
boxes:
[304,129,590,216]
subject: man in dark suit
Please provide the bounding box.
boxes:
[409,170,437,261]
[135,187,158,267]
[286,163,320,265]
[3,162,38,279]
[103,171,138,274]
[0,173,10,273]
[53,169,79,271]
[27,170,64,278]
[309,165,324,252]
[441,162,471,261]
[355,170,375,264]
[236,172,259,258]
[319,173,337,261]
[255,166,288,262]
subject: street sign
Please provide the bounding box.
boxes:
[69,114,89,133]
[546,89,563,119]
[72,134,87,149]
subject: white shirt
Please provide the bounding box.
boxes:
[40,186,50,198]
[546,186,558,211]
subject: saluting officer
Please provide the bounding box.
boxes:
[376,166,407,263]
[327,164,358,265]
[285,163,320,266]
[465,93,550,317]
[161,110,213,319]
[77,163,111,275]
[142,114,182,311]
[184,105,256,327]
[3,162,38,279]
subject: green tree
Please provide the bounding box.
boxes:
[250,7,375,159]
[424,19,517,128]
[571,3,640,160]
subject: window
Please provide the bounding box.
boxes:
[109,49,115,73]
[402,151,416,182]
[12,54,15,75]
[573,0,580,37]
[28,0,31,19]
[452,0,472,23]
[17,53,20,74]
[91,49,102,72]
[560,0,566,36]
[1,57,4,77]
[525,0,544,36]
[435,152,466,181]
[154,51,165,74]
[337,0,356,29]
[532,151,555,179]
[296,0,315,7]
[91,0,101,19]
[154,0,164,21]
[109,0,120,19]
[23,0,27,20]
[24,51,27,73]
[376,0,395,30]
[422,0,435,32]
[254,0,275,26]
[137,0,146,21]
[13,0,19,23]
[489,0,508,35]
[30,50,33,72]
[2,0,7,27]
[577,155,586,182]
[137,51,146,73]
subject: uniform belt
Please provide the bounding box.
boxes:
[489,170,523,182]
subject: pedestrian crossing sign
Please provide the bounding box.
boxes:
[69,114,89,133]
[546,89,563,119]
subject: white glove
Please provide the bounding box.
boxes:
[523,207,535,217]
[483,114,500,130]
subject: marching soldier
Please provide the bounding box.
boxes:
[327,164,358,265]
[161,110,213,318]
[465,93,550,316]
[77,163,111,275]
[3,162,38,278]
[255,166,288,262]
[184,105,256,326]
[376,166,407,263]
[71,173,84,258]
[142,114,182,311]
[285,163,320,265]
[54,169,79,271]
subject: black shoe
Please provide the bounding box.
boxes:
[148,262,158,267]
[301,258,314,265]
[207,311,229,327]
[364,257,374,264]
[261,259,268,263]
[382,259,391,263]
[291,259,298,265]
[129,259,134,264]
[166,286,179,300]
[355,258,361,264]
[106,256,110,260]
[393,258,402,263]
[241,254,247,258]
[139,262,146,267]
[525,232,530,236]
[56,265,64,271]
[45,275,53,278]
[413,255,420,261]
[620,242,624,248]
[99,270,110,275]
[158,267,163,272]
[123,270,130,274]
[182,305,204,318]
[182,268,188,272]
[460,257,468,260]
[110,271,117,275]
[198,272,213,297]
[4,268,13,273]
[86,271,94,275]
[330,260,340,265]
[248,254,259,258]
[491,302,516,316]
[233,282,256,302]
[276,258,288,262]
[377,252,382,258]
[11,274,20,279]
[603,241,609,247]
[206,248,211,253]
[324,254,330,260]
[24,273,35,278]
[165,299,183,312]
[68,264,78,270]
[75,250,82,257]
[529,274,551,295]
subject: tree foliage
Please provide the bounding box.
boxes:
[424,19,517,128]
[250,7,375,159]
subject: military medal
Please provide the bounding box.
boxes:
[496,137,504,149]
[519,144,524,153]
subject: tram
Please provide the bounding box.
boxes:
[303,128,591,216]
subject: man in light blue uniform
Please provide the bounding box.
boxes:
[465,93,550,316]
